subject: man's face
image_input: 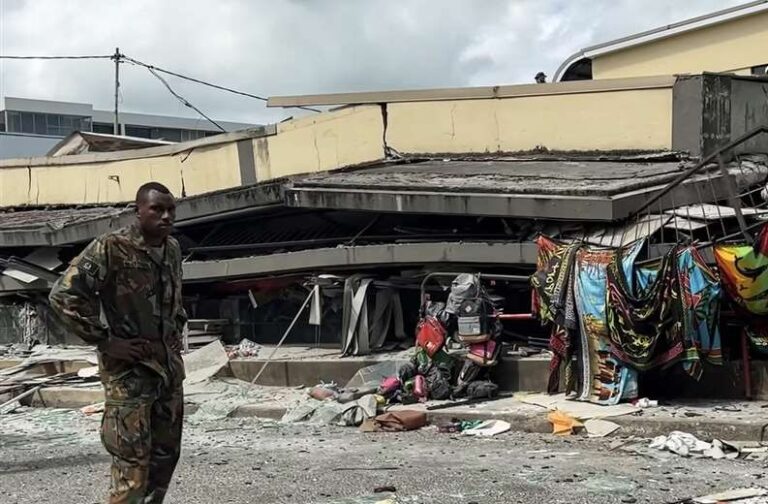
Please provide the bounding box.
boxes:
[137,189,176,242]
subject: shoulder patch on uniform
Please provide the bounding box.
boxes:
[79,257,100,277]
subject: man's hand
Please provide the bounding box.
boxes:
[98,338,151,363]
[169,336,183,354]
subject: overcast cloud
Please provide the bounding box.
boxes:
[0,0,747,125]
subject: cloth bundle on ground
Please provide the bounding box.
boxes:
[438,419,510,436]
[649,431,739,459]
[360,410,427,432]
[532,235,722,405]
[282,382,381,427]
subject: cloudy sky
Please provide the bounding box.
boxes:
[0,0,748,125]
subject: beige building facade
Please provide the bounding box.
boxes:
[556,1,768,81]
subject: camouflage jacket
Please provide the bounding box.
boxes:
[49,224,187,386]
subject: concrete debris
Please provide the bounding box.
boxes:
[0,385,42,414]
[80,402,104,416]
[520,393,639,420]
[184,378,301,424]
[76,366,99,378]
[0,345,97,378]
[691,488,767,503]
[281,389,379,427]
[183,340,229,385]
[584,418,621,438]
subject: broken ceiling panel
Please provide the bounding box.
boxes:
[1,248,62,284]
[665,216,709,231]
[664,203,767,221]
[584,214,671,247]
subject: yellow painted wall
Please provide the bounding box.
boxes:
[0,84,675,207]
[386,88,673,154]
[175,143,241,196]
[0,142,241,206]
[593,10,768,79]
[0,167,33,207]
[254,105,385,180]
[0,106,386,207]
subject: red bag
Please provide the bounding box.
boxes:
[415,316,446,357]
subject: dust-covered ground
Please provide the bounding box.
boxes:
[0,408,766,504]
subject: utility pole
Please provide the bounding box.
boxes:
[112,47,121,135]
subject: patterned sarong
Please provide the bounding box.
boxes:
[614,246,722,378]
[573,241,642,405]
[531,235,579,329]
[532,236,579,393]
[715,224,768,353]
[714,224,768,316]
[606,247,682,370]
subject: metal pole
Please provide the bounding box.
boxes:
[717,153,752,241]
[0,386,42,414]
[251,288,314,384]
[112,47,121,135]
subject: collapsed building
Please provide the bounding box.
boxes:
[2,2,768,401]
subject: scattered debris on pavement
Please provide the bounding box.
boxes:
[225,338,260,359]
[359,411,427,432]
[461,419,511,437]
[649,431,740,459]
[435,419,513,436]
[688,487,767,503]
[584,418,621,438]
[548,410,583,436]
[183,339,229,385]
[80,402,104,416]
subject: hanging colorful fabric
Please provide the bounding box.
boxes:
[676,247,723,373]
[715,224,768,353]
[629,247,722,378]
[606,247,684,370]
[533,235,581,394]
[714,223,768,316]
[573,241,642,405]
[531,235,580,329]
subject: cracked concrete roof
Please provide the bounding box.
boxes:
[285,158,768,221]
[291,159,688,197]
[0,207,129,231]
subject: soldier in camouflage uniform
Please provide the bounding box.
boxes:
[49,182,186,504]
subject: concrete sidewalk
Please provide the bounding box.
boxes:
[23,383,768,441]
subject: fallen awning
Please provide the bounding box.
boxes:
[183,241,538,282]
[285,159,768,221]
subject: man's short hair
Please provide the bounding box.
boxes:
[136,182,172,204]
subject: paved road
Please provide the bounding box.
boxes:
[0,408,765,503]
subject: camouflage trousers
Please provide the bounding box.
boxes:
[101,368,183,504]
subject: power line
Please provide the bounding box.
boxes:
[145,66,226,132]
[123,55,321,113]
[0,51,322,117]
[0,54,112,60]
